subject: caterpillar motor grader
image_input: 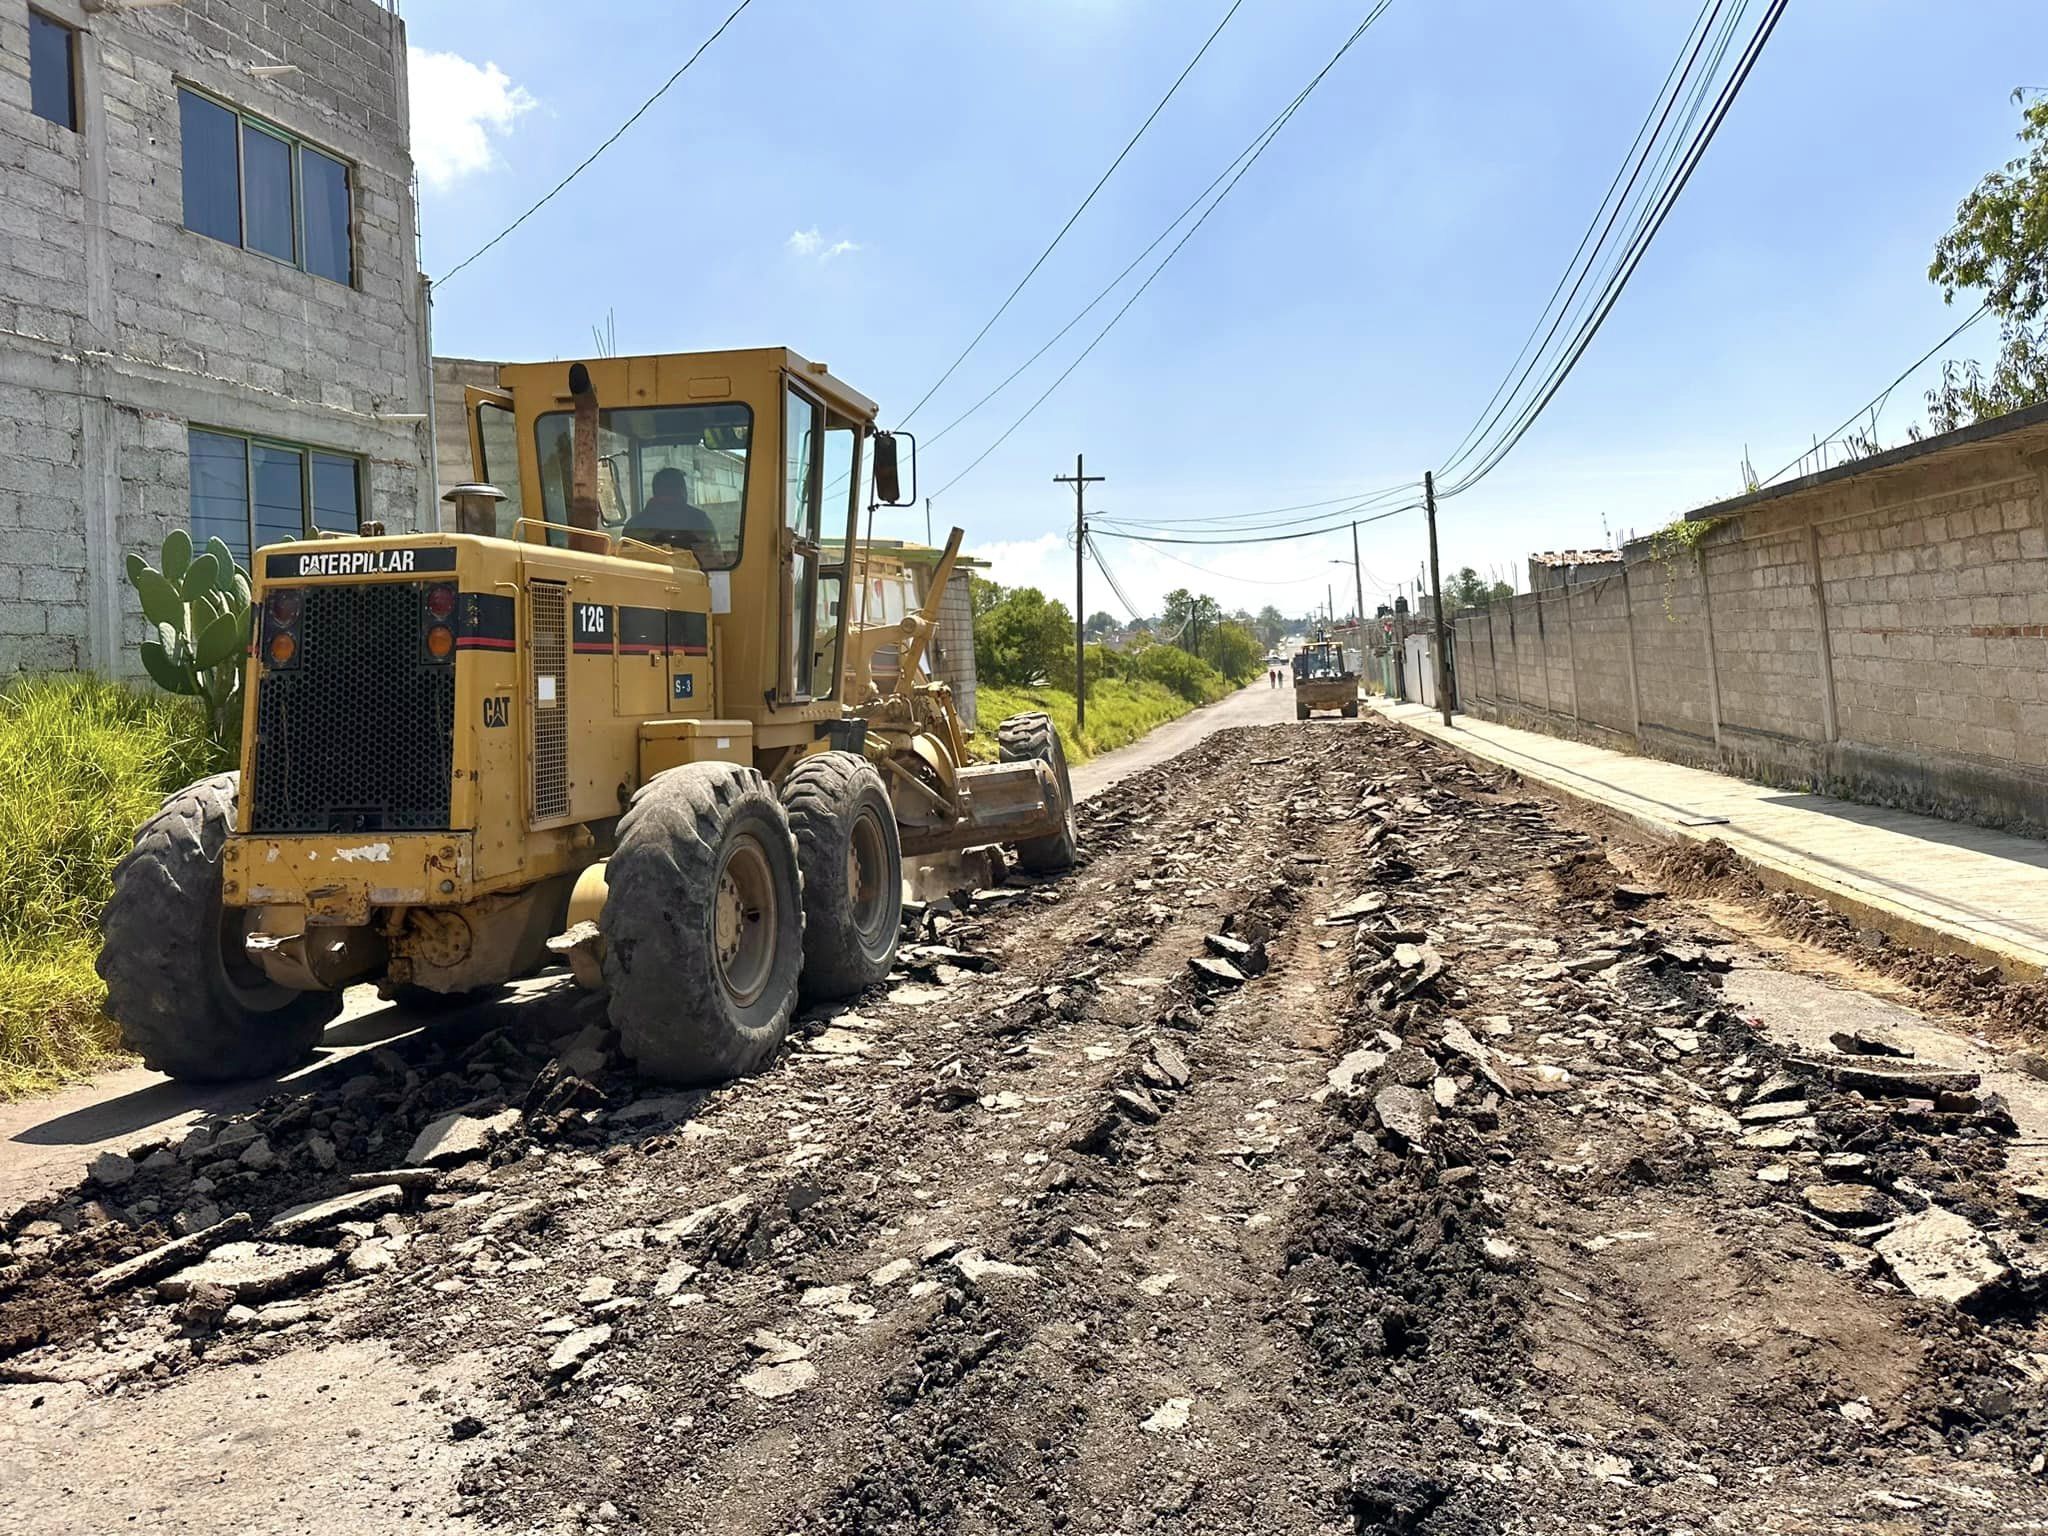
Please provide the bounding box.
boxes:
[98,348,1077,1085]
[1291,636,1359,720]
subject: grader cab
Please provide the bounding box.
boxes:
[98,347,1075,1085]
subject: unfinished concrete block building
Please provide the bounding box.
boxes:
[0,0,429,673]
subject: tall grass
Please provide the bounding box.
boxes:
[0,676,212,1095]
[972,674,1233,765]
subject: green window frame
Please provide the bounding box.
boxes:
[187,427,364,566]
[176,85,354,286]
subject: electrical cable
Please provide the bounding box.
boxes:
[1084,533,1147,621]
[929,0,1398,501]
[1091,498,1419,546]
[1759,302,1991,487]
[1086,482,1418,527]
[1091,484,1419,537]
[1436,0,1786,499]
[897,0,1246,427]
[1436,0,1729,477]
[436,0,756,286]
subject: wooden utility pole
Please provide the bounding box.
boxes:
[1424,470,1452,726]
[1053,454,1104,730]
[1350,519,1367,668]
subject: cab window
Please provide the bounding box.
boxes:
[534,403,751,566]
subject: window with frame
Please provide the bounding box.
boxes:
[28,10,76,131]
[177,87,353,285]
[533,402,751,564]
[188,428,363,565]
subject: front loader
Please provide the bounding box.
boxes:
[97,347,1075,1085]
[1291,638,1359,720]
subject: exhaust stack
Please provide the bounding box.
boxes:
[566,363,608,554]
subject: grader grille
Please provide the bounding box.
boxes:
[529,580,570,821]
[250,582,455,833]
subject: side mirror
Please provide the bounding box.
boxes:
[872,430,917,507]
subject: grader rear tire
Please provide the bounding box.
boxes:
[601,762,803,1084]
[96,772,341,1083]
[1342,701,1359,718]
[1296,702,1311,721]
[997,711,1077,874]
[782,752,902,1003]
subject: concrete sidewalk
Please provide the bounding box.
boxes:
[1370,698,2048,979]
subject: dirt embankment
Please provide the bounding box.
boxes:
[6,717,2048,1533]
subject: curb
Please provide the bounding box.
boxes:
[1369,703,2047,984]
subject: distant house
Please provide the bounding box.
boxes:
[1527,549,1624,592]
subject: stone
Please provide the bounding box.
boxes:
[305,1135,338,1172]
[1876,1208,2010,1308]
[1188,956,1246,987]
[85,1212,254,1297]
[1802,1183,1893,1228]
[739,1359,817,1399]
[557,1045,609,1078]
[348,1167,442,1191]
[1830,1028,1911,1058]
[1149,1043,1192,1088]
[156,1241,337,1303]
[546,1324,613,1379]
[800,1284,854,1308]
[1481,1237,1522,1270]
[174,1201,224,1236]
[88,1150,137,1188]
[1756,1163,1791,1184]
[1750,1071,1806,1105]
[238,1136,277,1171]
[578,1276,617,1306]
[869,1257,914,1288]
[918,1237,965,1265]
[652,1194,750,1245]
[1738,1099,1809,1124]
[1651,1027,1700,1054]
[1796,1058,1979,1101]
[346,1238,399,1276]
[1383,1046,1436,1089]
[268,1185,403,1240]
[1372,1084,1437,1144]
[953,1248,1039,1284]
[1203,933,1254,960]
[1323,892,1387,924]
[407,1108,522,1167]
[1113,1087,1164,1125]
[1142,1397,1192,1433]
[1740,1125,1808,1151]
[614,1093,703,1125]
[1432,1076,1458,1109]
[1326,1047,1389,1095]
[653,1261,699,1298]
[1821,1153,1872,1180]
[745,1330,807,1364]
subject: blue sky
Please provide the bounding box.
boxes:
[407,0,2040,620]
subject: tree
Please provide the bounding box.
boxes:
[1202,619,1263,683]
[1162,589,1222,655]
[1927,93,2048,430]
[1254,605,1286,648]
[1084,610,1118,639]
[973,585,1074,687]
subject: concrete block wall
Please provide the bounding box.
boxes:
[0,0,427,675]
[1449,405,2048,836]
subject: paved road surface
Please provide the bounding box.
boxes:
[0,679,1302,1213]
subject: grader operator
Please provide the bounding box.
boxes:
[98,348,1076,1085]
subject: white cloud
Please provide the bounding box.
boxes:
[408,47,536,191]
[786,227,861,262]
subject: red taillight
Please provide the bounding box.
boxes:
[267,589,302,627]
[425,584,456,621]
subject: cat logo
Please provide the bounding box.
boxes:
[482,694,511,729]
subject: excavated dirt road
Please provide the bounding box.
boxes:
[7,713,2048,1534]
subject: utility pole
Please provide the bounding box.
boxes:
[1350,518,1367,638]
[1424,470,1452,727]
[924,496,932,548]
[1053,453,1104,731]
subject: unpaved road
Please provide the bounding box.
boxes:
[7,709,2048,1534]
[0,683,1296,1215]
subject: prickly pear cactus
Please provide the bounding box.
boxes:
[125,529,253,762]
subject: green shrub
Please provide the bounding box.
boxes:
[1134,644,1231,705]
[974,585,1075,687]
[0,675,212,1095]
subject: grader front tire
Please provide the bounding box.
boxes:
[997,711,1077,874]
[783,752,902,1003]
[601,763,804,1085]
[96,772,341,1083]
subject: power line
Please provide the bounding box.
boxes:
[1092,498,1419,546]
[1436,0,1786,499]
[1084,534,1147,621]
[436,0,756,286]
[1436,0,1729,477]
[929,0,1398,501]
[897,0,1247,427]
[1759,302,1991,487]
[1087,483,1418,526]
[1089,493,1425,548]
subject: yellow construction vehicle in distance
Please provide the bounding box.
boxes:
[1291,637,1359,720]
[97,347,1076,1086]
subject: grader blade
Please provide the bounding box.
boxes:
[898,758,1066,856]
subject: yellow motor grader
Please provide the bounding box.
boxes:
[1291,637,1359,720]
[97,348,1076,1084]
